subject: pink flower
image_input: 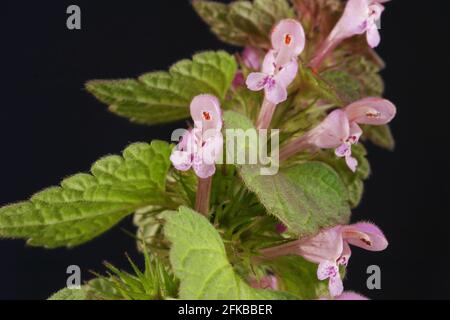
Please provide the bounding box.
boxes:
[320,291,369,300]
[247,19,305,129]
[246,50,298,104]
[249,275,279,291]
[310,0,390,69]
[309,109,362,172]
[276,223,288,234]
[170,94,223,179]
[232,71,245,89]
[246,19,305,105]
[261,222,388,297]
[297,223,388,297]
[242,46,262,70]
[308,97,396,172]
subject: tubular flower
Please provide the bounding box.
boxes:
[170,94,223,179]
[261,222,388,297]
[310,0,390,69]
[246,50,298,105]
[246,19,305,129]
[280,97,396,172]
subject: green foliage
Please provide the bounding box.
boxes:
[322,70,362,104]
[165,206,296,300]
[316,144,371,208]
[266,256,328,299]
[363,125,395,150]
[89,251,178,300]
[298,67,342,106]
[224,111,351,236]
[0,141,173,248]
[340,56,385,97]
[48,287,89,300]
[193,0,294,48]
[86,51,237,125]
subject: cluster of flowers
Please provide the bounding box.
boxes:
[170,0,394,299]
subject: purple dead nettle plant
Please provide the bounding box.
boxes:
[0,0,397,300]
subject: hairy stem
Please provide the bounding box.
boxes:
[195,177,212,216]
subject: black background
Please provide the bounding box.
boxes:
[1,0,449,300]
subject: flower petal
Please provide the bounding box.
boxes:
[338,242,352,266]
[345,97,397,125]
[345,155,358,173]
[297,226,344,264]
[170,130,195,171]
[274,59,298,88]
[170,151,192,172]
[366,22,381,48]
[261,50,277,75]
[271,19,305,65]
[200,133,223,166]
[193,157,216,179]
[317,261,339,281]
[335,292,369,300]
[190,94,223,131]
[342,222,389,251]
[309,110,350,149]
[329,0,370,42]
[265,81,288,105]
[349,122,363,143]
[335,143,350,158]
[329,274,344,297]
[246,72,269,92]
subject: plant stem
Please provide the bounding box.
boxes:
[278,134,311,162]
[256,99,277,130]
[195,177,212,217]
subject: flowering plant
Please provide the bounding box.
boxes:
[0,0,396,300]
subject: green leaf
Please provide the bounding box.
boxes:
[48,287,89,300]
[223,111,351,236]
[86,51,237,125]
[315,144,370,208]
[266,256,328,300]
[331,55,384,97]
[362,124,395,151]
[298,67,342,106]
[322,70,362,104]
[86,278,122,300]
[165,206,296,300]
[193,0,294,48]
[90,250,178,300]
[0,141,173,248]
